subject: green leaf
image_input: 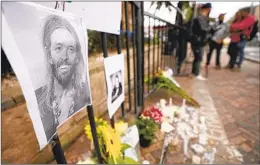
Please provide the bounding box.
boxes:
[120,157,140,164]
[150,74,200,107]
[107,156,115,164]
[121,143,131,152]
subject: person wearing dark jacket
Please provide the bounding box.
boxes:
[206,13,229,69]
[190,3,213,80]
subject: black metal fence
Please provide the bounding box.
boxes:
[1,1,181,164]
[86,2,180,163]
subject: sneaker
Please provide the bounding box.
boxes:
[196,75,207,81]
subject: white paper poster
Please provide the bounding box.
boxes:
[121,125,140,162]
[35,2,122,34]
[2,2,92,149]
[104,54,125,118]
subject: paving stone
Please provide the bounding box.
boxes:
[230,135,247,145]
[240,143,252,153]
[144,153,156,164]
[166,154,184,164]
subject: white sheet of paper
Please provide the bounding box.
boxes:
[35,2,122,34]
[121,125,139,148]
[104,54,125,118]
[2,2,92,149]
[120,125,140,162]
[124,148,138,162]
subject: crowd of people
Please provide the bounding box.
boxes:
[188,3,257,80]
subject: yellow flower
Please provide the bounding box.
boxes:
[115,121,128,136]
[84,124,93,140]
[102,126,122,162]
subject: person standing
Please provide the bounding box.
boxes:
[190,3,213,80]
[206,13,229,69]
[228,8,256,69]
[227,11,244,69]
[232,8,256,69]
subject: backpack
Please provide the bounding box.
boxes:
[248,20,259,41]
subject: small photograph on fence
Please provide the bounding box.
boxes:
[2,2,92,149]
[104,54,125,118]
[110,70,123,103]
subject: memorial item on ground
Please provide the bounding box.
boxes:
[145,69,200,107]
[136,110,159,148]
[84,118,139,164]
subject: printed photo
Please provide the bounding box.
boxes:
[2,2,92,148]
[35,15,91,141]
[104,54,125,119]
[110,70,123,103]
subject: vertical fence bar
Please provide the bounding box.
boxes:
[116,25,125,119]
[86,105,103,163]
[131,3,138,115]
[165,23,169,69]
[152,18,156,87]
[162,23,165,69]
[101,32,115,128]
[141,1,145,107]
[160,21,164,69]
[51,135,67,164]
[157,19,160,71]
[124,1,132,113]
[147,16,151,93]
[135,2,143,114]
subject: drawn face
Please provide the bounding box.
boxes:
[115,76,119,88]
[50,28,78,86]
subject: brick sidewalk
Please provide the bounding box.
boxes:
[205,53,260,164]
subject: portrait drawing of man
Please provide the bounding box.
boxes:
[35,15,91,141]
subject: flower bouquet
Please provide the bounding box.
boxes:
[136,107,162,148]
[84,118,139,164]
[144,68,200,107]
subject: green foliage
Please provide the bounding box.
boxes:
[88,30,133,55]
[145,74,200,107]
[157,75,200,107]
[120,143,131,153]
[136,117,158,141]
[150,1,175,13]
[183,6,193,22]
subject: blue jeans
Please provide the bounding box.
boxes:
[236,40,246,67]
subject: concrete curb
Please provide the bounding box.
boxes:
[244,57,260,64]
